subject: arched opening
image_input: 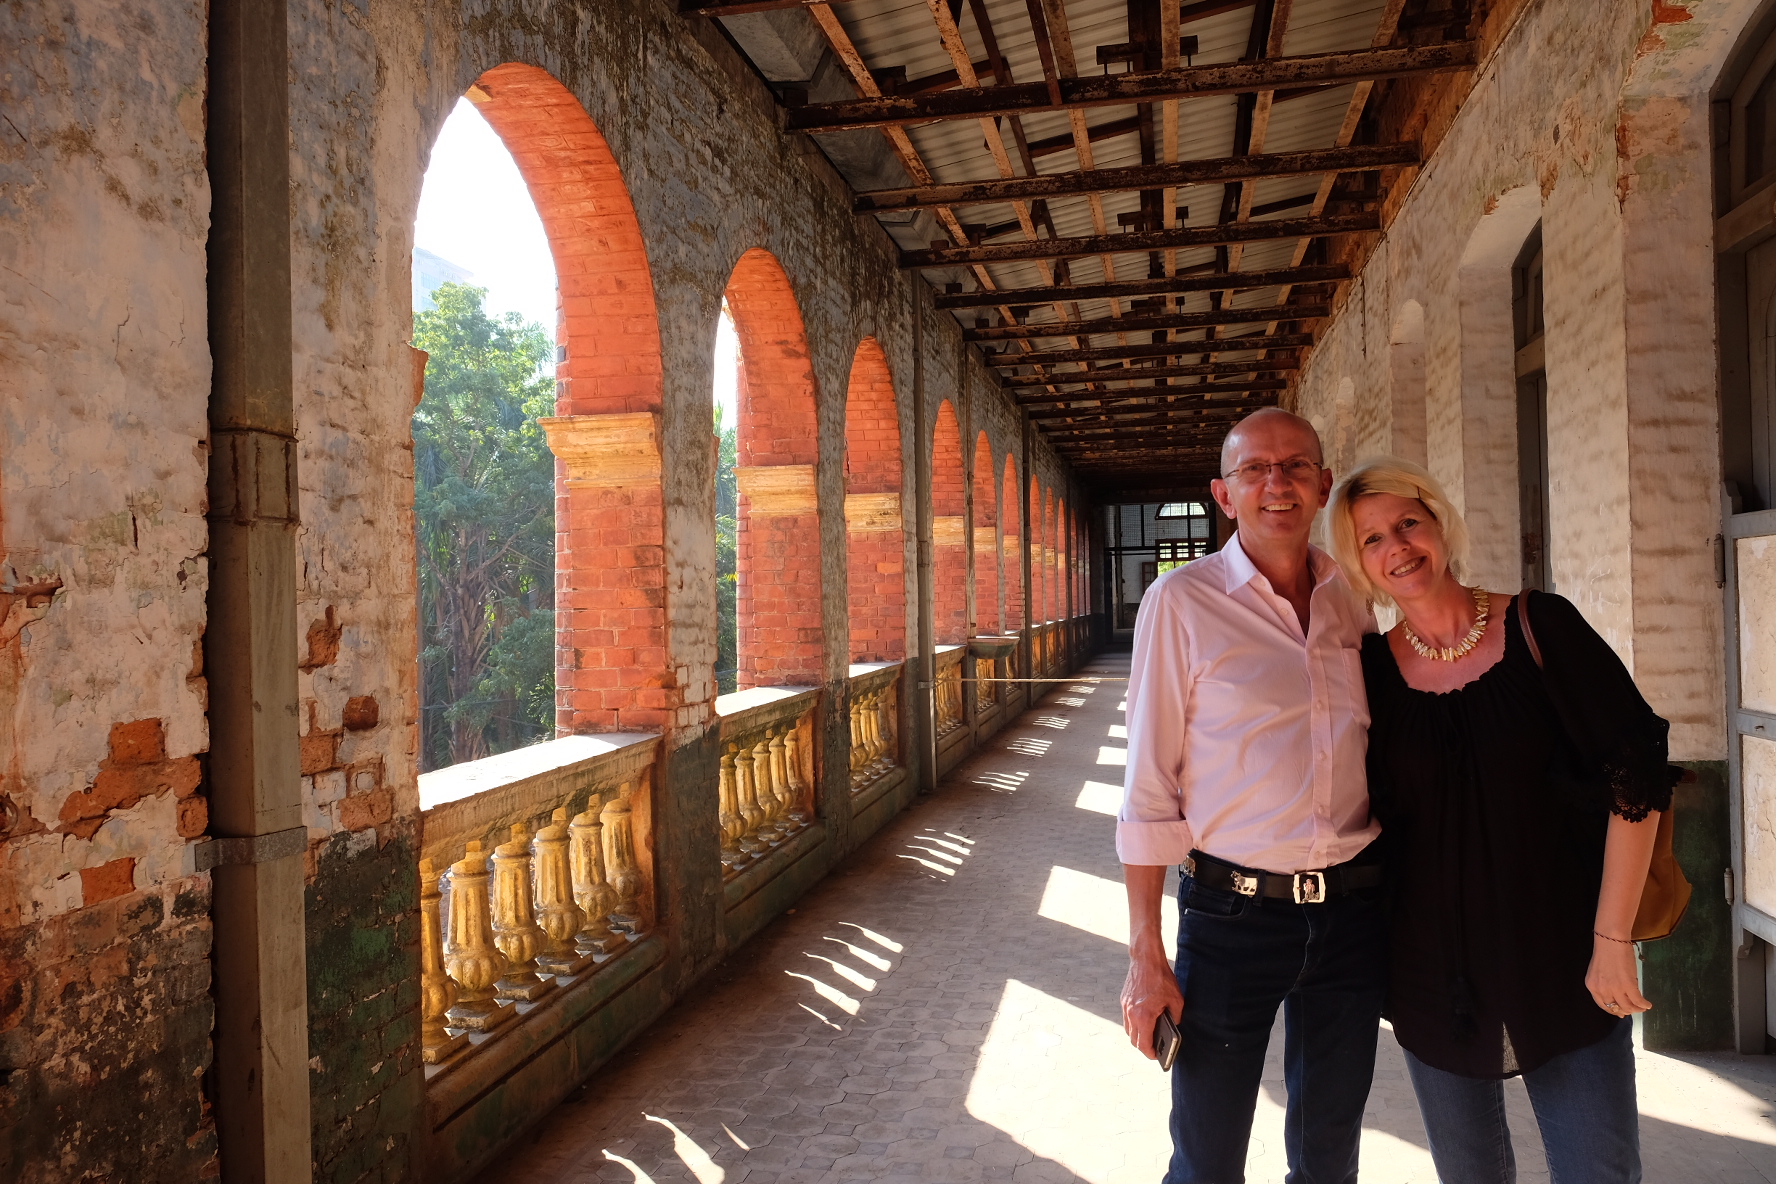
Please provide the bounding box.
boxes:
[932,401,968,645]
[1044,487,1058,624]
[1051,497,1065,621]
[722,248,823,688]
[972,433,999,636]
[843,338,905,662]
[1028,476,1044,625]
[1002,457,1023,637]
[1389,299,1429,466]
[459,64,671,736]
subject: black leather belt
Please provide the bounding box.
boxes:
[1183,849,1382,904]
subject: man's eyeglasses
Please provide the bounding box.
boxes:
[1220,459,1322,484]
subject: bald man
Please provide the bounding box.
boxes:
[1118,409,1385,1183]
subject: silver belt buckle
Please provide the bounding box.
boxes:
[1293,871,1326,904]
[1231,871,1260,897]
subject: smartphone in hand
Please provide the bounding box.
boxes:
[1153,1010,1181,1072]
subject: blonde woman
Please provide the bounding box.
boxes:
[1328,457,1670,1184]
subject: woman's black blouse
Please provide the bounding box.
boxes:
[1360,590,1675,1080]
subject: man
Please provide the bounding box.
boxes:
[1119,408,1385,1184]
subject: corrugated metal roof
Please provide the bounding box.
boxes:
[710,0,1425,483]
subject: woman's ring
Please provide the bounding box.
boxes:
[1605,1002,1620,1012]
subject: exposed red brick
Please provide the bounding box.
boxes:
[79,858,136,906]
[973,432,999,636]
[933,401,968,645]
[300,605,342,672]
[176,796,207,838]
[341,695,380,731]
[337,788,393,832]
[1002,457,1024,632]
[59,720,203,839]
[845,338,906,662]
[473,65,673,730]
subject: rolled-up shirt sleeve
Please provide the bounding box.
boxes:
[1117,576,1195,865]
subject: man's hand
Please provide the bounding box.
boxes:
[1122,863,1183,1057]
[1122,942,1184,1057]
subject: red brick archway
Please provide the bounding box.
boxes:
[1028,477,1044,625]
[724,249,823,687]
[843,338,904,662]
[1002,457,1023,635]
[932,402,967,645]
[1056,496,1069,620]
[972,434,998,636]
[468,64,669,731]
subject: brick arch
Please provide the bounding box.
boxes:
[843,338,904,662]
[723,248,822,686]
[1001,457,1023,635]
[932,401,967,645]
[467,64,670,731]
[1043,486,1057,623]
[1056,496,1069,620]
[1028,476,1044,626]
[972,434,999,636]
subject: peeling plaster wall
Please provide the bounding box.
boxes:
[1295,0,1756,761]
[3,0,1084,1177]
[0,0,217,1176]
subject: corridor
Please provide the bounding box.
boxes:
[481,657,1776,1184]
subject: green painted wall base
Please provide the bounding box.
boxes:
[1639,760,1734,1051]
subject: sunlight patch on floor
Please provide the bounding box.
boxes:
[643,1115,725,1184]
[1075,780,1123,816]
[1108,723,1127,739]
[1098,746,1128,765]
[1038,864,1176,958]
[974,768,1029,792]
[1636,1048,1776,1148]
[1008,736,1053,757]
[1033,715,1071,729]
[966,978,1173,1183]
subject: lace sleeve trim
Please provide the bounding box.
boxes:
[1600,719,1677,822]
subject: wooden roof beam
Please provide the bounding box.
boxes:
[1000,357,1298,387]
[906,212,1377,268]
[1020,383,1284,408]
[936,263,1346,310]
[992,332,1312,366]
[970,303,1327,341]
[857,143,1416,213]
[783,43,1475,132]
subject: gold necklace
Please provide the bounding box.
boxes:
[1402,587,1490,662]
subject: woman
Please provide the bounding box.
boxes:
[1327,457,1671,1184]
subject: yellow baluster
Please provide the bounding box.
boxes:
[569,806,621,958]
[442,841,516,1032]
[733,742,767,854]
[420,857,471,1063]
[603,786,644,937]
[719,748,745,875]
[534,808,593,978]
[784,721,810,829]
[491,822,556,1002]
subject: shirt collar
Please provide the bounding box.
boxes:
[1220,530,1338,597]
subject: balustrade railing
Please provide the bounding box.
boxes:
[846,663,901,792]
[417,734,657,1070]
[716,688,818,880]
[934,646,965,736]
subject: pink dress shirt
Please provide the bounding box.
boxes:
[1117,533,1379,871]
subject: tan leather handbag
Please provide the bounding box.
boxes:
[1517,594,1692,942]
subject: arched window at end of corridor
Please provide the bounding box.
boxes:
[842,337,906,663]
[723,249,823,689]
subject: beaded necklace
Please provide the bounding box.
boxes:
[1401,587,1490,662]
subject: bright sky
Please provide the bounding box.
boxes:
[414,96,738,427]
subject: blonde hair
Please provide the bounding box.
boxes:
[1328,456,1469,607]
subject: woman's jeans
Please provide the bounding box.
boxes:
[1402,1017,1641,1184]
[1166,873,1388,1184]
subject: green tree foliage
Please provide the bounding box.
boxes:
[715,403,738,695]
[412,282,556,770]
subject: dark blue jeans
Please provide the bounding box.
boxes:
[1167,873,1388,1184]
[1402,1017,1640,1184]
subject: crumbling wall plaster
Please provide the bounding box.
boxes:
[0,0,217,1175]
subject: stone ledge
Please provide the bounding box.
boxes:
[722,822,829,913]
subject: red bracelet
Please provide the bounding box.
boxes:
[1593,930,1634,944]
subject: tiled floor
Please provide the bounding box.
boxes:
[482,655,1776,1184]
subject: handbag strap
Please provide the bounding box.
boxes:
[1516,591,1544,670]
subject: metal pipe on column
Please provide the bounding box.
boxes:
[205,0,314,1177]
